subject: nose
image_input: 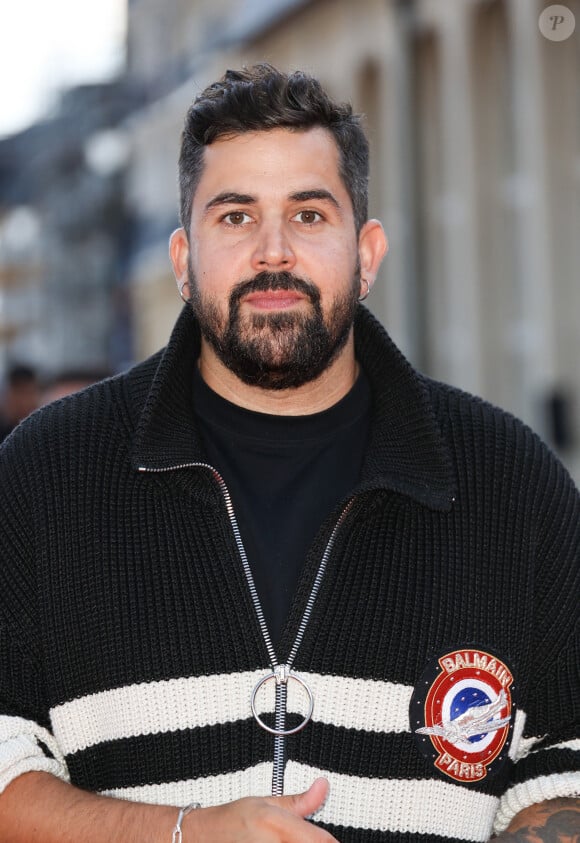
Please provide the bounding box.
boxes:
[250,220,296,272]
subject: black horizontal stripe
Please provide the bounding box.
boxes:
[318,824,476,843]
[291,722,512,796]
[66,720,271,792]
[66,712,514,797]
[507,746,580,786]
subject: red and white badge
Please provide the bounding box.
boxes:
[411,648,516,782]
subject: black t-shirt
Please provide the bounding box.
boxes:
[193,369,371,649]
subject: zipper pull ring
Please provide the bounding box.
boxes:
[251,667,314,736]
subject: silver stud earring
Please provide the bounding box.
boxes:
[179,282,190,304]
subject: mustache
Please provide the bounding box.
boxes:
[229,271,320,307]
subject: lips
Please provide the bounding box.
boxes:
[242,289,305,310]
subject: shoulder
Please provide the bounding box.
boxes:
[424,374,545,456]
[423,375,579,523]
[0,350,163,474]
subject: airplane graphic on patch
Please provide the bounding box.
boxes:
[411,648,516,781]
[416,689,511,744]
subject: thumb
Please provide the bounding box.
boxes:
[276,777,330,818]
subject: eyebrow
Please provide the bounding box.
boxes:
[203,192,256,215]
[289,189,340,209]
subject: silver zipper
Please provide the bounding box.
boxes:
[139,461,354,794]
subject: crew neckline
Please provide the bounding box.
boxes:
[192,366,371,444]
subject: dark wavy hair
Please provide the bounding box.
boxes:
[178,64,369,235]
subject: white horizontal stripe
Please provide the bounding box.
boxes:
[494,771,580,833]
[51,670,266,755]
[286,761,498,840]
[528,737,580,755]
[551,738,580,752]
[303,672,412,733]
[102,762,273,806]
[104,760,500,839]
[51,671,415,755]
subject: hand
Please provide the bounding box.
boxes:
[186,777,338,842]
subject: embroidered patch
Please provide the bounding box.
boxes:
[410,648,516,783]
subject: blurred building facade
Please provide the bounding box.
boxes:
[0,82,137,379]
[1,0,578,484]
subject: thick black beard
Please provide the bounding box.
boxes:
[188,267,359,390]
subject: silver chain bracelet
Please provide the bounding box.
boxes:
[172,802,200,843]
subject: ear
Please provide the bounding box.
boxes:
[169,227,191,298]
[357,219,388,295]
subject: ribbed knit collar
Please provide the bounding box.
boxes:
[131,304,457,511]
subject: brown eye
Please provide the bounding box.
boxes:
[224,211,250,225]
[294,210,322,224]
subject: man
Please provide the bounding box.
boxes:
[0,65,578,842]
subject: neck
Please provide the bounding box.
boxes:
[198,332,359,416]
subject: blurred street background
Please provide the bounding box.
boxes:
[0,0,579,483]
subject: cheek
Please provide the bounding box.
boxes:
[310,238,357,272]
[315,249,358,289]
[194,240,249,280]
[192,256,237,299]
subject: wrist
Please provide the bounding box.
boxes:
[172,802,201,843]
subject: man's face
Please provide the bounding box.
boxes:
[173,127,371,390]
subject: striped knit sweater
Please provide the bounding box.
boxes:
[0,306,578,842]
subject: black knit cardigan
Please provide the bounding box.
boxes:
[0,306,578,842]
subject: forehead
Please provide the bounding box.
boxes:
[193,127,347,207]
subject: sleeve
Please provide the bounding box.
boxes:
[494,453,580,833]
[0,427,70,794]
